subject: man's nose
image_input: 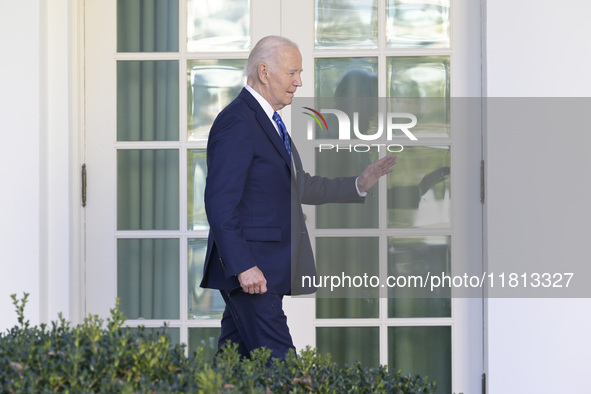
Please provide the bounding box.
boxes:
[294,74,302,87]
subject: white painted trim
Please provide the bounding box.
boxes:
[70,0,87,324]
[42,0,86,325]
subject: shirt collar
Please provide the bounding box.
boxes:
[245,84,276,127]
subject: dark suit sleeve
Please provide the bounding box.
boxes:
[204,112,257,278]
[300,173,365,205]
[291,142,364,206]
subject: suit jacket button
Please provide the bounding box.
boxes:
[303,213,307,221]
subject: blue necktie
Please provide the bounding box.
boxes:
[272,112,292,156]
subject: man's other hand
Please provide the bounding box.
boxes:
[237,266,268,294]
[357,155,398,194]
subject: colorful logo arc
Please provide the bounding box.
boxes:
[302,107,328,132]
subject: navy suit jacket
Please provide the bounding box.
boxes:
[201,88,364,295]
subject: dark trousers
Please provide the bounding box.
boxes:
[218,290,295,360]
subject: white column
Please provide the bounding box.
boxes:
[0,0,80,331]
[484,0,591,391]
[0,0,43,329]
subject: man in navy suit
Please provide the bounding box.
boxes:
[201,36,397,360]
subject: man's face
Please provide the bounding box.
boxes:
[264,47,303,111]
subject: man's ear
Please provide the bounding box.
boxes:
[258,63,268,84]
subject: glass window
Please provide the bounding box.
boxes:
[187,0,250,51]
[388,236,451,318]
[388,326,451,393]
[187,60,246,141]
[315,149,379,229]
[315,57,378,99]
[317,327,379,367]
[117,61,179,141]
[188,238,224,319]
[187,150,208,231]
[315,0,378,49]
[117,149,179,231]
[117,238,180,319]
[316,237,380,318]
[130,327,181,345]
[386,0,450,48]
[387,146,450,228]
[118,0,179,52]
[189,327,221,361]
[387,56,450,98]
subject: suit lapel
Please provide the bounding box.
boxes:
[291,142,305,198]
[239,88,293,170]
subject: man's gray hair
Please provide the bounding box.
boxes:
[245,36,299,80]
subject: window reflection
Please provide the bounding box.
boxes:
[315,149,379,229]
[315,0,378,49]
[388,236,451,318]
[387,56,450,98]
[187,150,208,230]
[187,0,250,51]
[386,0,450,48]
[317,327,379,367]
[189,327,221,360]
[387,57,450,137]
[315,237,379,316]
[315,57,378,98]
[188,239,224,319]
[389,326,451,393]
[187,60,246,141]
[315,58,379,140]
[387,146,450,228]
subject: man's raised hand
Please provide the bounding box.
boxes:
[357,155,398,194]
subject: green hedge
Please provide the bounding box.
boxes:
[0,294,436,393]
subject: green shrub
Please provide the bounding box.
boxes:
[0,293,436,393]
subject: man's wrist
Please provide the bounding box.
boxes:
[355,177,368,197]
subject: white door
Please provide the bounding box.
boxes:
[84,1,482,392]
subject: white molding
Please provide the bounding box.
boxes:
[40,0,86,325]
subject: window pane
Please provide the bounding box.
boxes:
[387,57,450,137]
[317,327,379,367]
[187,60,246,141]
[187,150,208,230]
[388,236,451,318]
[386,0,450,48]
[315,0,378,49]
[130,327,181,345]
[316,298,379,319]
[117,238,180,319]
[387,146,450,228]
[117,149,179,230]
[188,327,221,361]
[387,56,450,98]
[315,57,378,99]
[117,61,179,141]
[187,0,250,51]
[315,237,379,311]
[188,238,224,319]
[388,326,451,393]
[118,0,179,52]
[315,149,379,229]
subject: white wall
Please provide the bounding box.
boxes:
[2,1,591,391]
[0,0,76,330]
[484,0,591,391]
[0,0,43,329]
